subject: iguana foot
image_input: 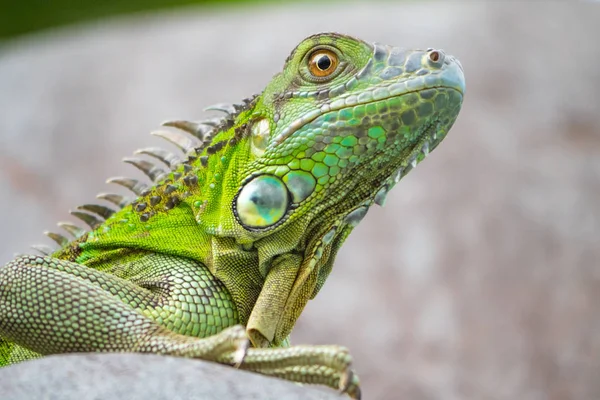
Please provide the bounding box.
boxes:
[159,325,249,366]
[221,344,361,398]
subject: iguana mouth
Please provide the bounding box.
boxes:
[272,84,462,147]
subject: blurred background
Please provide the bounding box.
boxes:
[1,1,599,399]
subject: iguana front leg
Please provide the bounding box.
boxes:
[243,252,361,398]
[0,255,248,363]
[236,345,360,398]
[0,255,359,397]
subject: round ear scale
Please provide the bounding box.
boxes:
[234,175,290,230]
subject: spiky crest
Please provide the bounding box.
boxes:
[37,97,257,255]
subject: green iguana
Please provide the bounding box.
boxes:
[0,33,464,398]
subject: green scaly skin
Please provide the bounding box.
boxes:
[0,33,464,397]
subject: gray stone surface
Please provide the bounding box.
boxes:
[1,2,600,400]
[0,353,338,400]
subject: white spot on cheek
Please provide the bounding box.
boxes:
[251,118,271,156]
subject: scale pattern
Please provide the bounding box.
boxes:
[0,33,465,398]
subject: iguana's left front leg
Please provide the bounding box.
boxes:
[241,253,361,398]
[0,255,249,363]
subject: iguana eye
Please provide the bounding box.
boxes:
[308,50,338,77]
[235,175,290,229]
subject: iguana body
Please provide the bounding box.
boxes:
[0,33,464,397]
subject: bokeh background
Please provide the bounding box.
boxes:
[1,2,599,399]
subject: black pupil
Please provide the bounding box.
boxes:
[316,55,331,71]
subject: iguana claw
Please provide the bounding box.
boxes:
[340,368,361,399]
[233,335,250,368]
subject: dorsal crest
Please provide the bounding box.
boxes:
[34,96,258,255]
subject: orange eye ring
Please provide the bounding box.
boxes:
[308,50,339,78]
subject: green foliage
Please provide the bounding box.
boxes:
[0,0,268,40]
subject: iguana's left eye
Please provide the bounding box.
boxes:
[308,50,339,77]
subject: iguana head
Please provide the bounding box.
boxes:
[229,33,464,245]
[215,33,465,343]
